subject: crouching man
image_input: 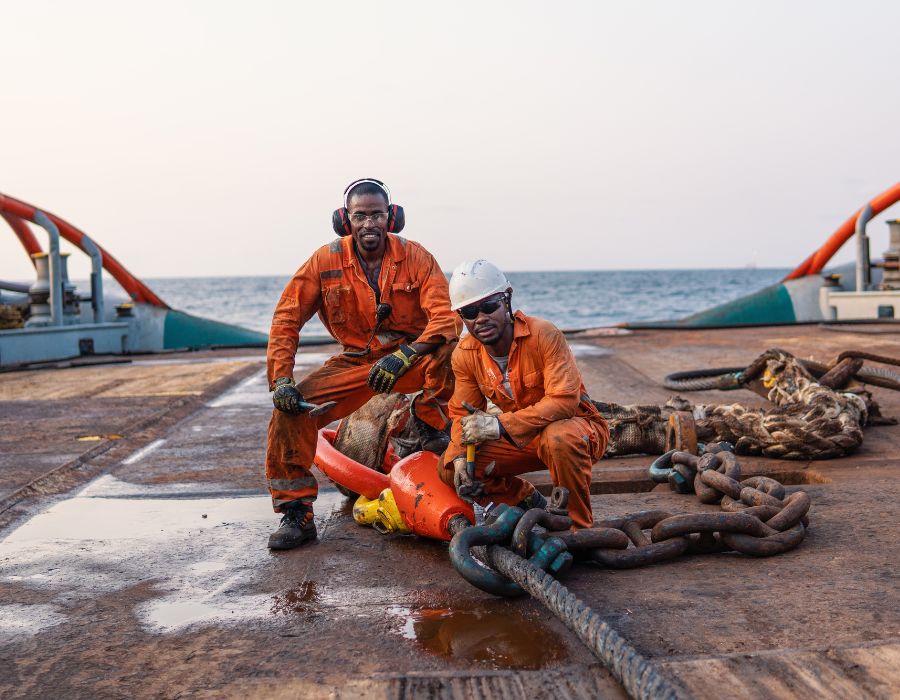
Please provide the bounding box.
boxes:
[266,179,458,550]
[438,260,608,528]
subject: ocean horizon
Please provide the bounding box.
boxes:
[134,268,791,336]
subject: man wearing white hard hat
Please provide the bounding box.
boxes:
[439,259,609,528]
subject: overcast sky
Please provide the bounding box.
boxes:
[2,1,899,282]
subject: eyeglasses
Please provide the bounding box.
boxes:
[349,212,389,224]
[458,296,504,320]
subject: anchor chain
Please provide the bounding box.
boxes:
[451,442,810,579]
[581,441,810,567]
[447,447,809,699]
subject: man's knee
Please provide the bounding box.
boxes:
[436,453,455,488]
[538,419,595,459]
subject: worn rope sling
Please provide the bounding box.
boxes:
[597,347,895,460]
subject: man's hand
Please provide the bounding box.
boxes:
[484,401,503,417]
[367,345,418,393]
[452,455,484,503]
[460,410,501,445]
[272,377,305,414]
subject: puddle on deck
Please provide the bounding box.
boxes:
[1,472,571,665]
[0,476,345,638]
[389,600,569,669]
[0,602,67,637]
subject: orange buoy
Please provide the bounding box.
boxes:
[314,428,474,540]
[389,451,474,541]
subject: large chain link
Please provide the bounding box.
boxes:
[549,442,811,567]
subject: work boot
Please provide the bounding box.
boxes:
[414,415,451,455]
[517,489,547,511]
[267,503,317,550]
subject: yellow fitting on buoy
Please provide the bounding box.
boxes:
[352,494,380,526]
[352,489,411,535]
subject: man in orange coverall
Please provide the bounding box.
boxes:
[265,178,458,550]
[438,259,608,529]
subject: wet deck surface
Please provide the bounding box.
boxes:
[1,326,899,698]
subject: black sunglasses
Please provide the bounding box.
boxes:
[458,296,504,320]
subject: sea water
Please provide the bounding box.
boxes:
[143,269,789,336]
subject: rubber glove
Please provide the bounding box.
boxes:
[272,377,305,414]
[460,410,501,445]
[367,345,418,393]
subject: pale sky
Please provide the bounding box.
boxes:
[2,1,899,282]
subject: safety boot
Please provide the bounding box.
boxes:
[413,415,451,455]
[517,489,547,511]
[267,502,317,550]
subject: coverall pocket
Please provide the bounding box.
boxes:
[519,369,544,405]
[390,281,421,328]
[523,369,544,388]
[322,285,351,324]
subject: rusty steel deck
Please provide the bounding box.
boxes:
[0,325,898,699]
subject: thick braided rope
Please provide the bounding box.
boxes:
[858,365,900,384]
[602,350,870,460]
[486,546,685,700]
[663,374,728,391]
[693,350,868,458]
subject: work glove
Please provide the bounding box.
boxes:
[460,410,501,445]
[452,455,485,503]
[367,345,418,394]
[484,401,503,417]
[272,377,305,414]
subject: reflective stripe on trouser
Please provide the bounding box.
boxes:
[438,416,607,529]
[265,345,454,512]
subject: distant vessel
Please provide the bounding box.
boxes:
[0,193,268,368]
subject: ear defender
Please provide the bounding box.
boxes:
[387,204,405,234]
[332,178,406,236]
[332,208,352,237]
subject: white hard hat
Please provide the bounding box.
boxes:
[449,259,512,311]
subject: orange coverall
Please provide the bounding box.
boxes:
[439,311,609,528]
[266,234,458,511]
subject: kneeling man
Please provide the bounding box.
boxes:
[439,260,608,528]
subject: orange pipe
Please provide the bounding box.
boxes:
[1,212,42,263]
[0,194,168,307]
[314,429,390,500]
[314,428,474,540]
[784,182,900,280]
